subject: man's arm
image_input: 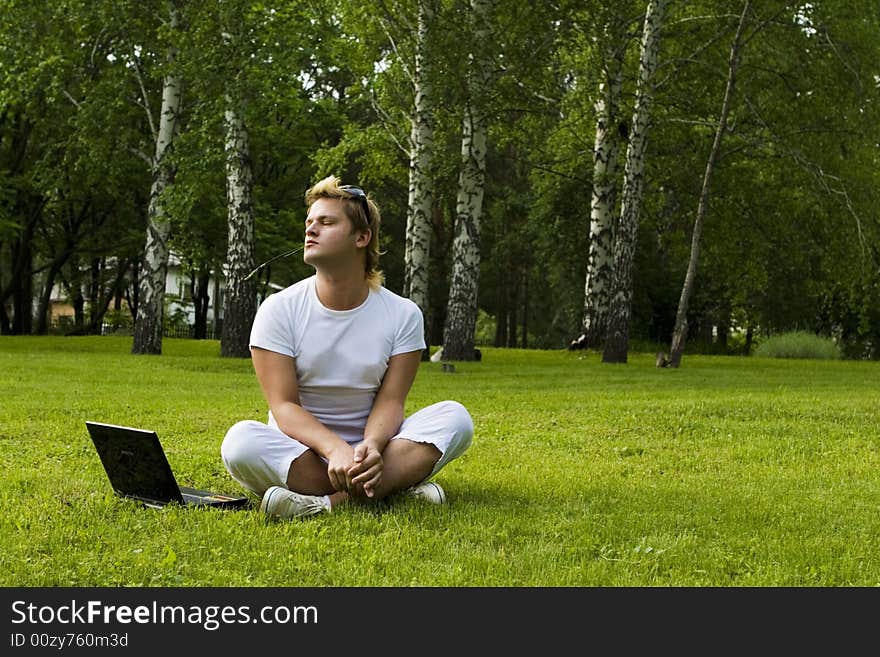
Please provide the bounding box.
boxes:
[349,349,422,496]
[250,346,355,491]
[363,349,422,450]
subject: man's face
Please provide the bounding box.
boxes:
[303,197,370,269]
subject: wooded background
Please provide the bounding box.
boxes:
[1,0,877,363]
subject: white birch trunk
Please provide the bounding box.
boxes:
[442,0,492,362]
[132,3,182,355]
[667,1,750,368]
[220,93,257,358]
[404,0,435,357]
[602,0,667,364]
[581,45,624,348]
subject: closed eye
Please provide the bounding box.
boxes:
[305,217,335,228]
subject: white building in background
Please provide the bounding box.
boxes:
[46,253,223,330]
[164,251,223,327]
[46,252,283,334]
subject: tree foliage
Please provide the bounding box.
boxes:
[1,0,877,359]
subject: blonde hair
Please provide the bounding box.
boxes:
[305,175,384,290]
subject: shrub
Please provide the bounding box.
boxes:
[754,331,841,360]
[475,309,496,346]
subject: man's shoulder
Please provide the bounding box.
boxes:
[375,285,421,315]
[262,276,314,305]
[253,278,314,327]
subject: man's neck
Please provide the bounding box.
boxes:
[314,268,370,311]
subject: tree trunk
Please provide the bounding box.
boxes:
[11,238,33,335]
[0,297,9,334]
[442,0,492,362]
[0,242,9,331]
[35,258,64,335]
[72,288,85,329]
[191,267,211,340]
[132,2,183,355]
[0,114,39,335]
[744,324,754,355]
[494,264,508,347]
[581,41,624,349]
[507,271,518,348]
[1,196,42,335]
[126,258,139,322]
[88,257,102,330]
[602,0,667,364]
[88,258,129,334]
[521,271,528,349]
[667,1,749,368]
[114,273,124,311]
[404,0,436,361]
[717,319,729,350]
[220,95,257,358]
[212,272,221,339]
[34,196,91,334]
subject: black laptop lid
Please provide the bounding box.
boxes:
[86,422,185,505]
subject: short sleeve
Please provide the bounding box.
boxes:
[391,300,427,356]
[249,293,296,357]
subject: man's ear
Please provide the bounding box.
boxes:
[356,228,371,248]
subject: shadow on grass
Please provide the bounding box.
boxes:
[446,481,533,509]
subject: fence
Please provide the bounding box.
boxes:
[46,317,221,340]
[157,324,220,340]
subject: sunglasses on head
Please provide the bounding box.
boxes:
[340,185,371,223]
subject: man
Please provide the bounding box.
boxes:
[221,175,474,519]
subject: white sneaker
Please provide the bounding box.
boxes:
[260,486,330,519]
[406,481,446,504]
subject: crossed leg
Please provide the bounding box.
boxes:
[286,439,441,506]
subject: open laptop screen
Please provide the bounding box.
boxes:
[86,422,185,506]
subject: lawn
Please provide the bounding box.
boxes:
[1,336,878,586]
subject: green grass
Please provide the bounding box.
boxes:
[755,331,842,360]
[1,336,879,586]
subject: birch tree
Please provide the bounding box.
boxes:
[602,0,667,364]
[442,0,493,361]
[403,0,436,359]
[220,90,257,358]
[665,1,750,368]
[579,30,627,349]
[214,15,258,358]
[171,2,323,349]
[131,0,184,355]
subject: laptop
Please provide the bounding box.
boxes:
[86,421,250,509]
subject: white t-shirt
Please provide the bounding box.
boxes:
[249,275,426,443]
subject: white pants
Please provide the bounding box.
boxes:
[221,400,474,496]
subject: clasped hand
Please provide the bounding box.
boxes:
[327,442,383,498]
